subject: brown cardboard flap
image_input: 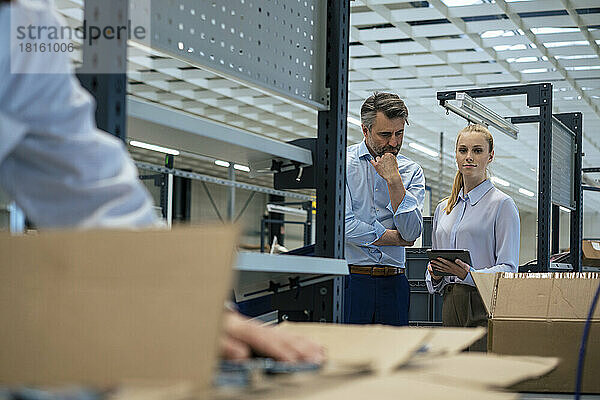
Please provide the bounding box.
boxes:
[493,275,553,319]
[0,226,239,388]
[492,273,600,320]
[548,275,600,319]
[403,353,558,389]
[277,322,431,373]
[418,327,486,355]
[472,271,498,316]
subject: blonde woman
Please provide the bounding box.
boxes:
[425,124,520,351]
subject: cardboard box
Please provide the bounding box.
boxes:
[583,240,600,267]
[473,271,600,393]
[0,226,238,390]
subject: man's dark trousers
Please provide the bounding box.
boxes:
[343,273,410,326]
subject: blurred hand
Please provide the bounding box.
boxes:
[430,257,471,280]
[220,311,326,364]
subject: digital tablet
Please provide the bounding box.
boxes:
[426,249,473,277]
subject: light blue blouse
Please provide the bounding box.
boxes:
[425,179,520,293]
[345,141,425,268]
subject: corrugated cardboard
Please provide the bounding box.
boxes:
[401,353,558,389]
[419,326,486,355]
[276,322,431,373]
[473,271,600,393]
[583,240,600,267]
[213,352,557,400]
[0,226,239,389]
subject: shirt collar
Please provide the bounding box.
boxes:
[458,179,494,206]
[358,141,373,160]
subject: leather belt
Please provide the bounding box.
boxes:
[349,265,404,277]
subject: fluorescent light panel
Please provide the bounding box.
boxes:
[234,164,250,172]
[129,140,180,155]
[491,177,510,187]
[519,188,535,197]
[409,142,439,158]
[214,160,250,172]
[347,116,362,127]
[443,93,519,140]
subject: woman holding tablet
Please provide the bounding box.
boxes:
[425,124,520,351]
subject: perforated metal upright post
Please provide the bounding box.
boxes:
[314,0,349,323]
[537,84,553,271]
[555,112,583,271]
[76,0,128,141]
[571,113,583,272]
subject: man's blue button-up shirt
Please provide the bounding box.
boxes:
[345,141,425,268]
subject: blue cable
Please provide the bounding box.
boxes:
[575,279,600,400]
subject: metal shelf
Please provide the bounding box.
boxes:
[233,252,348,303]
[235,251,348,275]
[127,97,313,171]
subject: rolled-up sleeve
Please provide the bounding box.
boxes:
[387,166,425,242]
[345,183,386,246]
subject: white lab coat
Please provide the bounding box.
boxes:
[0,1,160,228]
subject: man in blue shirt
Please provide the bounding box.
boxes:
[345,92,425,326]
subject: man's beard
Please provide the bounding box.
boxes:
[375,145,400,157]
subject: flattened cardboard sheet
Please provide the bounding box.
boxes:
[225,373,519,400]
[418,327,486,355]
[402,353,558,389]
[0,226,238,388]
[276,322,431,373]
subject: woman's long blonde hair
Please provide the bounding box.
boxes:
[443,124,494,214]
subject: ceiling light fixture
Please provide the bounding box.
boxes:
[491,177,510,187]
[214,160,230,168]
[442,92,519,139]
[129,140,180,156]
[347,116,362,127]
[234,164,250,172]
[519,188,535,197]
[409,142,439,158]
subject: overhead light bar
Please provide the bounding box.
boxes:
[214,160,230,168]
[519,188,535,197]
[443,92,519,140]
[347,116,362,127]
[129,140,180,156]
[266,204,308,217]
[491,176,510,187]
[234,164,250,172]
[409,142,439,158]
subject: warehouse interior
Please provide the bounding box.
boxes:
[1,0,600,399]
[4,0,598,260]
